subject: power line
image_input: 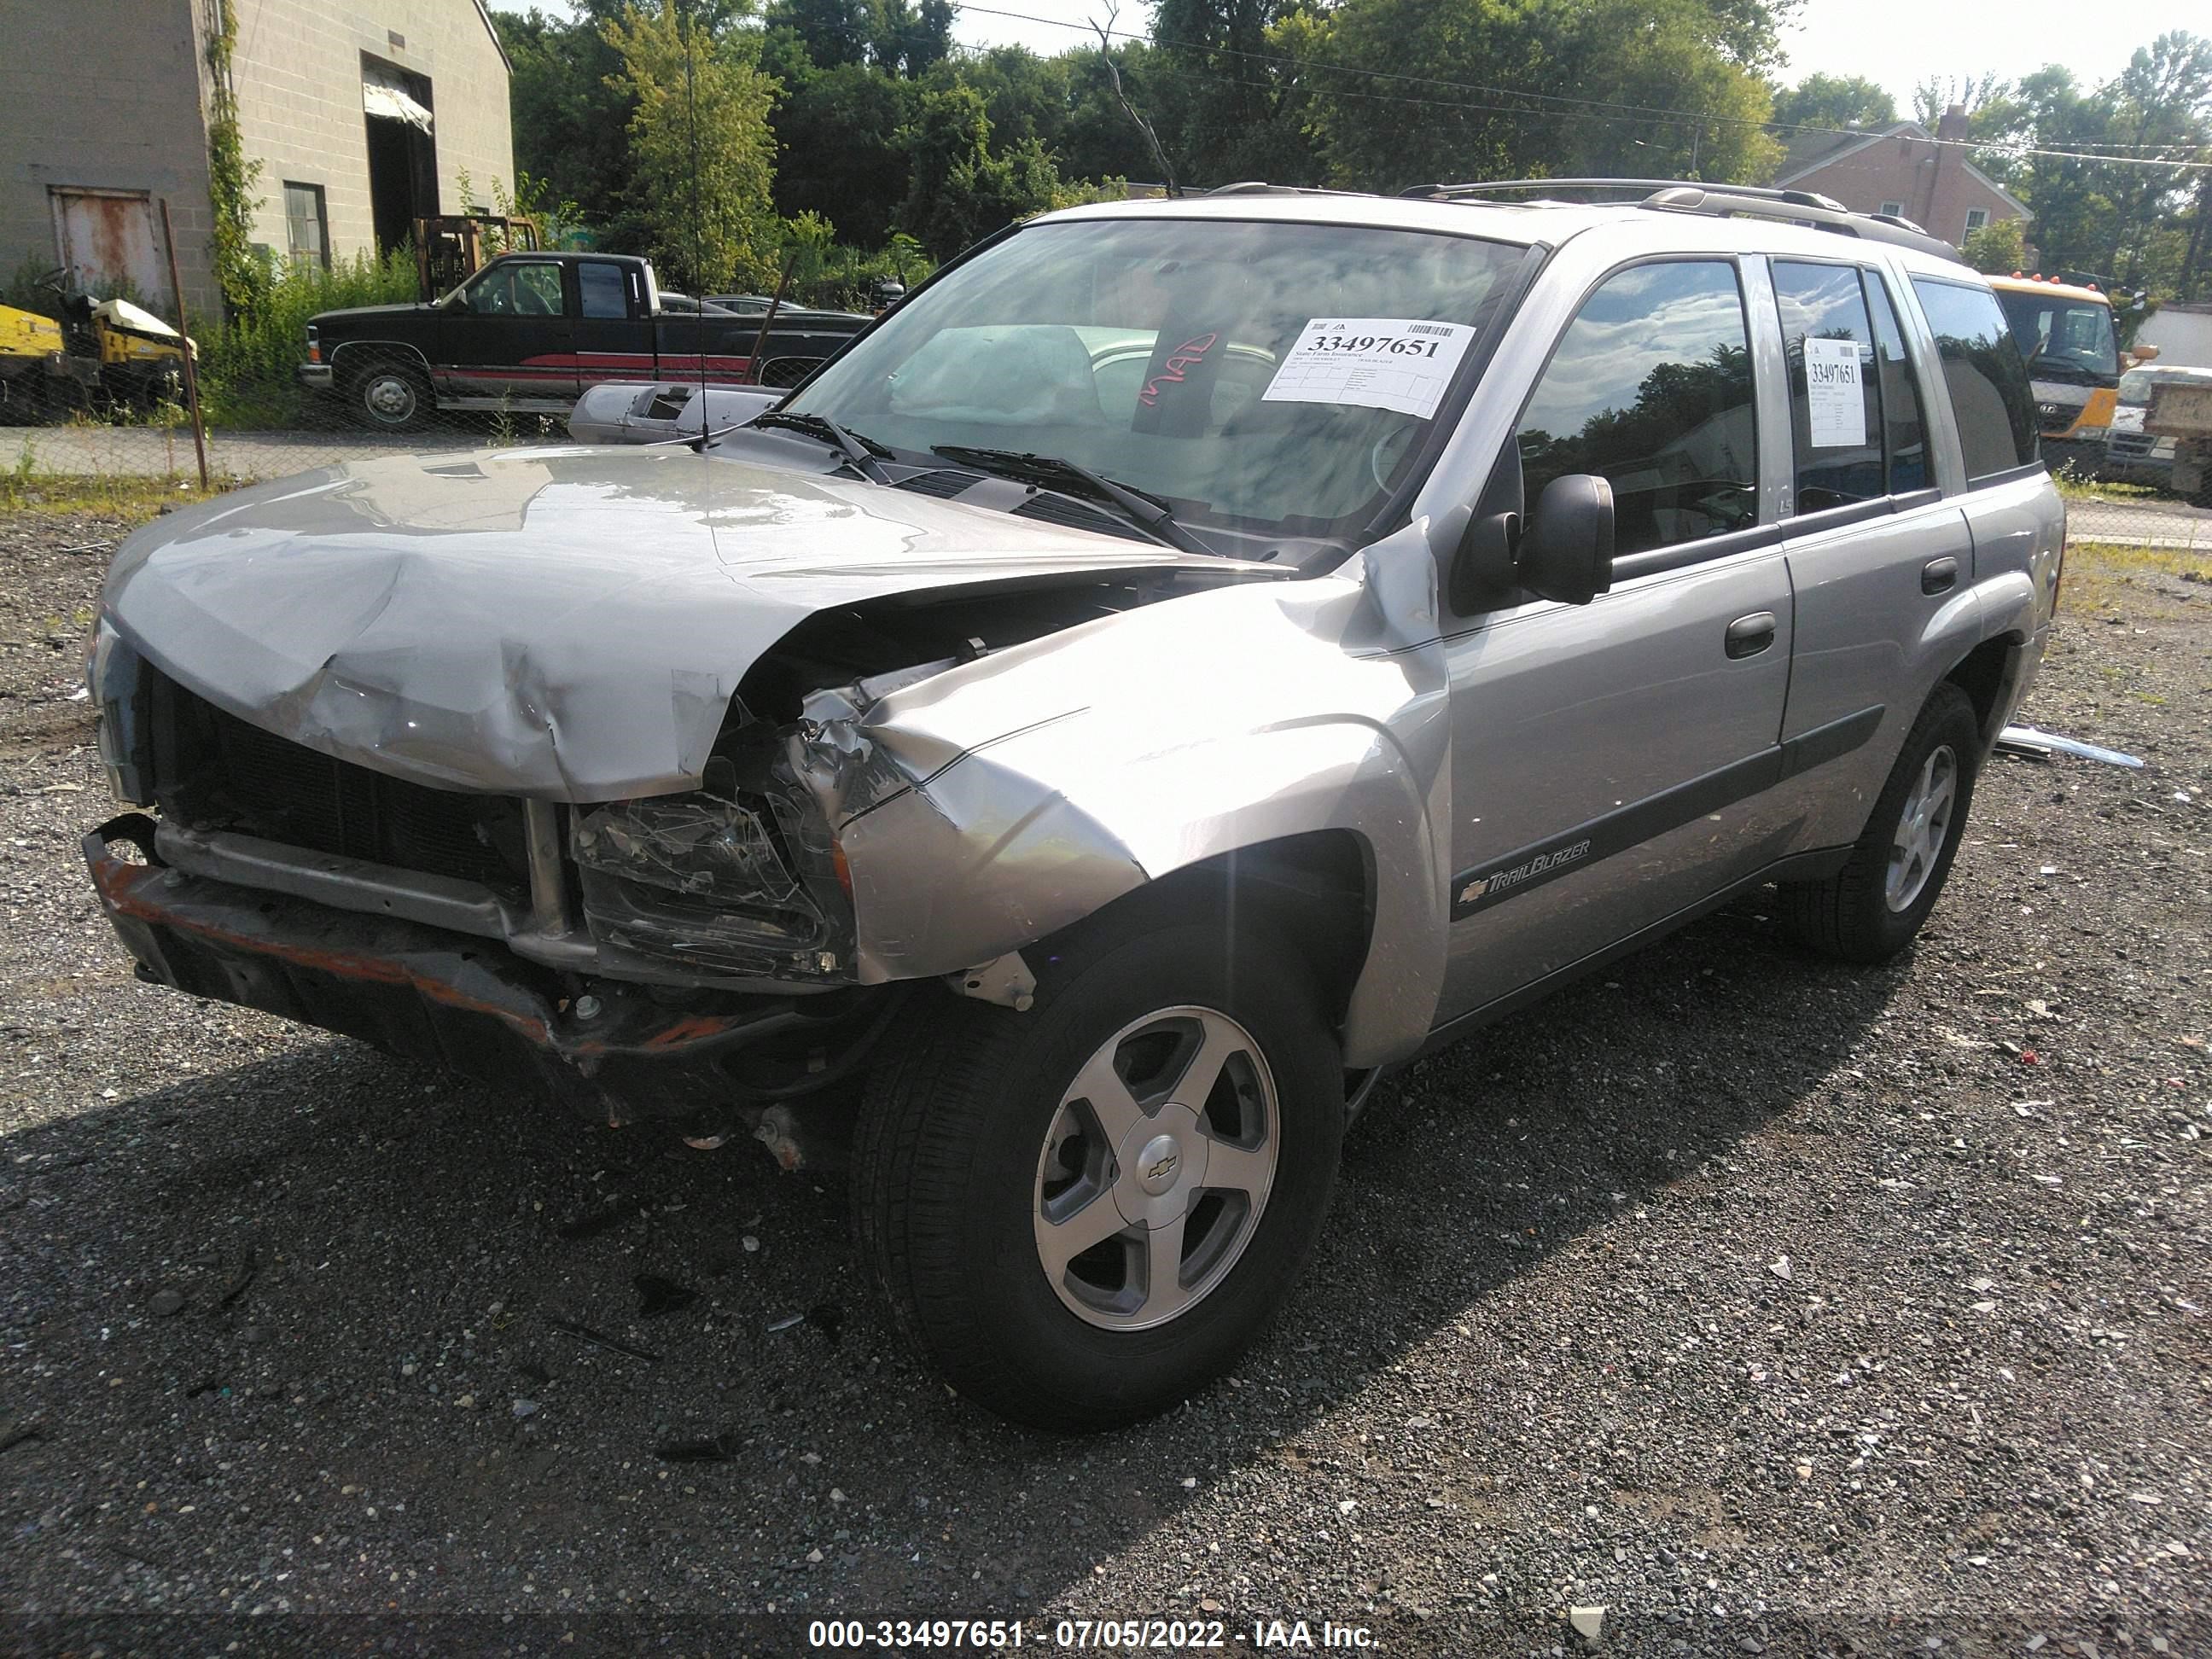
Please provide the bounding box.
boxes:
[946,1,2212,172]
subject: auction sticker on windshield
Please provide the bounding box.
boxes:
[1261,317,1476,421]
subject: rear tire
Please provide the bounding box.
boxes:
[1782,682,1982,963]
[853,902,1343,1430]
[346,359,433,432]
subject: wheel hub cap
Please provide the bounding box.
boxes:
[1122,1114,1208,1217]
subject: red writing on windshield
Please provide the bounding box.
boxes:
[1138,333,1220,407]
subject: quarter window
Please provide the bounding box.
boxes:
[1515,260,1758,558]
[1772,261,1883,510]
[1910,279,2039,480]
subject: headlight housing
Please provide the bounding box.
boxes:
[572,782,853,981]
[87,615,152,807]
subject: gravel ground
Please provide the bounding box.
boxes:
[1,509,2206,1658]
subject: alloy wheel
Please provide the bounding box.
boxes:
[1885,743,1958,912]
[1032,1005,1279,1330]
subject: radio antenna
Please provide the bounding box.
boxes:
[683,0,709,439]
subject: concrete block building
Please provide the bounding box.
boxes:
[1774,108,2027,247]
[1,0,514,322]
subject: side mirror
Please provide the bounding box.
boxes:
[2129,343,2160,364]
[1518,474,1615,606]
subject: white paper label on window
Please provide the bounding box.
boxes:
[1804,336,1866,448]
[1260,317,1476,421]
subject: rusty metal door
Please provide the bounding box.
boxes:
[51,189,166,305]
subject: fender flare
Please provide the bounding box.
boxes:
[324,340,436,385]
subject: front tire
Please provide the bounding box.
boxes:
[1783,682,1982,963]
[853,905,1343,1430]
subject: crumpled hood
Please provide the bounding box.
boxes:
[103,444,1234,800]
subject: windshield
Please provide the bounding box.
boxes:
[785,217,1523,537]
[1997,290,2119,383]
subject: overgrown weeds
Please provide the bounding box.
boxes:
[0,455,230,521]
[197,250,420,427]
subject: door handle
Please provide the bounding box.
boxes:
[1725,611,1777,659]
[1922,556,1959,595]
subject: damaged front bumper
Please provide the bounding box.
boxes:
[84,814,894,1132]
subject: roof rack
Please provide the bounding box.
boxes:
[1400,178,1959,261]
[1203,181,1365,197]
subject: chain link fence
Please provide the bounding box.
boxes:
[4,403,569,486]
[2063,488,2212,554]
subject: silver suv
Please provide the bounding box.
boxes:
[83,181,2064,1429]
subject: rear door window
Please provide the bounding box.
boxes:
[1515,259,1758,558]
[1909,279,2039,480]
[1771,261,1883,510]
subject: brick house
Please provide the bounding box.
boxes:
[0,0,514,322]
[1773,107,2028,247]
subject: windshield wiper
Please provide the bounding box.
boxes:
[751,410,894,484]
[930,445,1211,556]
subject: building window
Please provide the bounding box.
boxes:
[284,182,329,268]
[1964,207,1990,235]
[1877,201,1905,218]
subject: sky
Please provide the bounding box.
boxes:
[488,0,2205,118]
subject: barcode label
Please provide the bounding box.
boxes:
[1406,323,1452,336]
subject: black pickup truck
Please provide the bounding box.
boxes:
[298,252,870,431]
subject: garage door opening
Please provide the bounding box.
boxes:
[363,55,438,255]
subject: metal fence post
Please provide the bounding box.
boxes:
[158,197,212,493]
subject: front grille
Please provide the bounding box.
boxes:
[156,677,526,894]
[2107,434,2157,458]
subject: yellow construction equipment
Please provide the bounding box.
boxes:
[0,270,195,421]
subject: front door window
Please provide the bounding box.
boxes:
[1514,260,1759,556]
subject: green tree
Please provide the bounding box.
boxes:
[773,60,922,246]
[869,0,953,76]
[1551,0,1783,182]
[1961,216,2026,273]
[898,84,1062,259]
[961,46,1074,155]
[1310,0,1779,192]
[498,7,636,231]
[1151,0,1298,184]
[765,0,869,67]
[1772,73,1895,133]
[1060,40,1180,183]
[602,1,783,293]
[2097,33,2212,282]
[1911,72,2009,128]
